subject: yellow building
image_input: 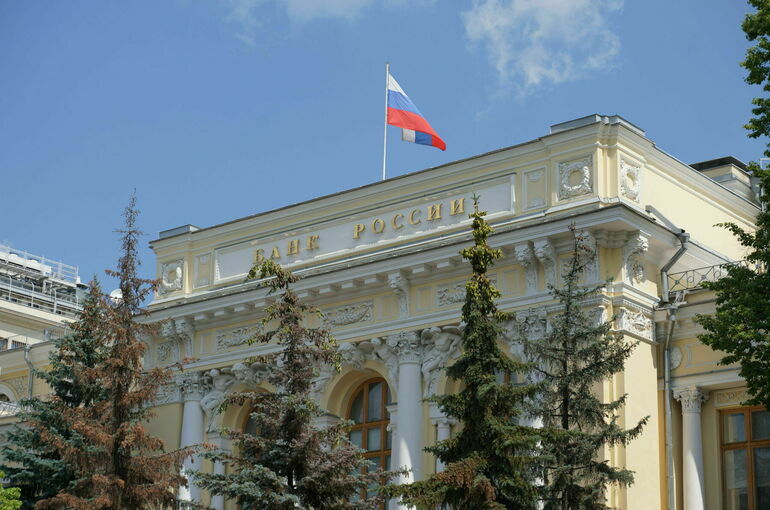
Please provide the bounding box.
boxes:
[1,114,765,510]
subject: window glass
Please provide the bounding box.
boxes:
[368,382,382,421]
[753,410,770,441]
[754,446,770,510]
[350,392,364,424]
[349,429,363,448]
[724,412,747,443]
[723,448,749,510]
[367,427,381,452]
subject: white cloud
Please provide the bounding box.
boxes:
[462,0,623,95]
[222,0,374,45]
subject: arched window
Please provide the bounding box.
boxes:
[348,378,392,481]
[0,394,9,403]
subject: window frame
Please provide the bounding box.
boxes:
[719,406,770,510]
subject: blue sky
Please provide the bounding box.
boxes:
[0,0,765,288]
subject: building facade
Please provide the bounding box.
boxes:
[0,114,764,509]
[0,245,84,415]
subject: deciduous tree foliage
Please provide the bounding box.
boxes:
[0,471,22,510]
[194,260,399,509]
[523,227,646,510]
[696,0,770,411]
[391,197,542,510]
[33,195,193,509]
[1,278,108,508]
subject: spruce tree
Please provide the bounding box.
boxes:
[391,197,541,510]
[195,260,399,509]
[1,278,108,509]
[34,194,194,509]
[523,226,647,510]
[695,0,770,411]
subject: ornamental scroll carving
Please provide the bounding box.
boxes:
[514,242,538,294]
[533,239,557,288]
[159,259,184,295]
[324,302,373,326]
[558,155,593,199]
[623,233,649,284]
[388,273,410,318]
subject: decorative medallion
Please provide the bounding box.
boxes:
[620,158,641,201]
[159,259,184,295]
[558,155,593,199]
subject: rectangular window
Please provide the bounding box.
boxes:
[721,407,770,510]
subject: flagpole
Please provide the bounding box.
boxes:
[382,62,389,181]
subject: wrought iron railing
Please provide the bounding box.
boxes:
[667,261,754,292]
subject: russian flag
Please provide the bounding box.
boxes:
[387,73,446,151]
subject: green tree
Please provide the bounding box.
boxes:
[522,227,647,510]
[1,278,108,508]
[0,471,22,510]
[695,0,770,411]
[391,197,541,510]
[33,195,193,509]
[195,260,399,509]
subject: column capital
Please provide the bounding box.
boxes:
[387,330,422,364]
[674,386,709,414]
[177,371,208,401]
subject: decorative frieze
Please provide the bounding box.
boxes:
[421,326,462,398]
[324,301,373,327]
[159,259,184,295]
[620,158,641,202]
[714,388,750,407]
[437,281,466,307]
[558,155,593,200]
[215,325,260,351]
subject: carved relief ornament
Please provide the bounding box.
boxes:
[558,155,593,200]
[324,302,373,326]
[620,158,641,201]
[159,259,184,295]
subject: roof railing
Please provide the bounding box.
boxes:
[0,244,79,284]
[667,260,756,293]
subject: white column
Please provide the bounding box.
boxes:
[433,417,452,473]
[674,386,709,510]
[386,403,399,510]
[388,331,423,510]
[206,431,227,510]
[178,372,206,503]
